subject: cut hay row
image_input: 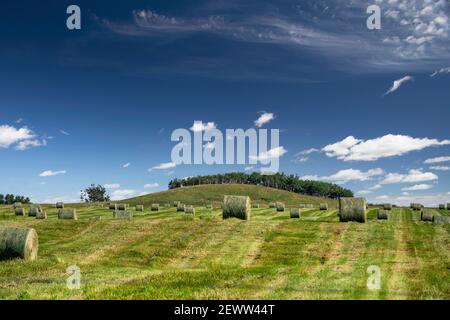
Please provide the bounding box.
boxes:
[113,210,132,220]
[290,208,300,219]
[223,195,251,220]
[338,197,367,223]
[58,208,77,220]
[135,205,144,212]
[319,203,328,211]
[276,202,285,212]
[377,210,389,220]
[0,227,38,261]
[185,205,195,215]
[421,210,434,222]
[151,204,160,211]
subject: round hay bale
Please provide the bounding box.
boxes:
[223,195,251,220]
[28,206,41,217]
[117,204,128,211]
[206,204,213,209]
[58,208,77,220]
[173,201,180,207]
[438,204,445,210]
[299,203,306,208]
[290,208,300,219]
[319,203,328,211]
[276,202,285,212]
[339,197,367,223]
[377,210,388,220]
[109,203,117,210]
[383,203,392,210]
[185,205,195,215]
[252,203,260,209]
[0,227,38,261]
[447,203,450,210]
[420,210,433,222]
[13,202,22,209]
[55,202,64,209]
[269,203,276,208]
[14,207,25,216]
[433,215,450,224]
[135,205,144,212]
[113,210,132,220]
[151,204,160,211]
[36,211,47,220]
[177,203,185,212]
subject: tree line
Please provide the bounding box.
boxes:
[168,172,354,199]
[0,194,31,205]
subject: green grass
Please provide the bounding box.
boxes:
[0,187,448,300]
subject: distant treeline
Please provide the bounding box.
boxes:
[168,172,354,199]
[0,194,31,205]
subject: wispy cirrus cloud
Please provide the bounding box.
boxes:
[424,156,450,164]
[39,170,66,177]
[384,76,413,95]
[150,161,177,170]
[254,112,275,127]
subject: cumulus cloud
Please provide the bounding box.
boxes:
[302,168,384,184]
[372,193,450,207]
[384,76,413,95]
[0,125,42,149]
[110,189,138,200]
[249,146,287,161]
[144,183,159,188]
[357,190,373,195]
[151,161,177,170]
[190,121,217,132]
[424,156,450,164]
[104,183,120,189]
[401,184,433,191]
[323,134,450,162]
[254,112,275,127]
[380,169,438,185]
[39,170,66,177]
[122,162,131,168]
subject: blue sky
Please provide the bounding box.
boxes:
[1,0,450,206]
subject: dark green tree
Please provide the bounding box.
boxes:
[80,184,110,203]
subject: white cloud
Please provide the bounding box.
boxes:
[381,169,438,184]
[424,156,450,164]
[254,112,275,127]
[110,189,138,200]
[296,157,309,163]
[371,193,450,208]
[190,121,217,132]
[15,139,47,151]
[249,146,287,161]
[244,166,254,172]
[369,184,382,190]
[0,125,35,148]
[144,183,159,189]
[357,190,373,195]
[104,183,120,189]
[430,166,450,171]
[323,134,450,162]
[151,161,177,170]
[122,162,131,168]
[401,184,433,191]
[16,118,24,124]
[299,148,319,155]
[39,170,66,177]
[60,130,70,136]
[431,67,450,77]
[384,76,413,95]
[302,168,384,184]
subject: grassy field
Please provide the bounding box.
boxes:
[0,187,449,300]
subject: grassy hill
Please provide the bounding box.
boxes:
[122,184,338,208]
[0,184,449,300]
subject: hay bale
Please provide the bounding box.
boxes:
[290,208,300,219]
[56,202,64,209]
[28,206,42,217]
[420,210,433,222]
[0,227,38,261]
[223,195,251,220]
[113,210,132,220]
[447,203,450,210]
[339,197,367,223]
[377,210,389,220]
[299,203,306,208]
[135,205,144,212]
[276,202,285,212]
[252,203,260,209]
[151,204,160,211]
[306,204,314,208]
[269,203,276,208]
[36,211,47,220]
[319,203,328,211]
[58,208,77,220]
[433,215,450,224]
[185,205,195,215]
[177,203,185,212]
[206,204,213,209]
[383,203,392,210]
[109,203,117,210]
[14,207,25,216]
[411,203,422,211]
[117,204,128,211]
[173,201,180,207]
[438,204,445,210]
[13,202,22,208]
